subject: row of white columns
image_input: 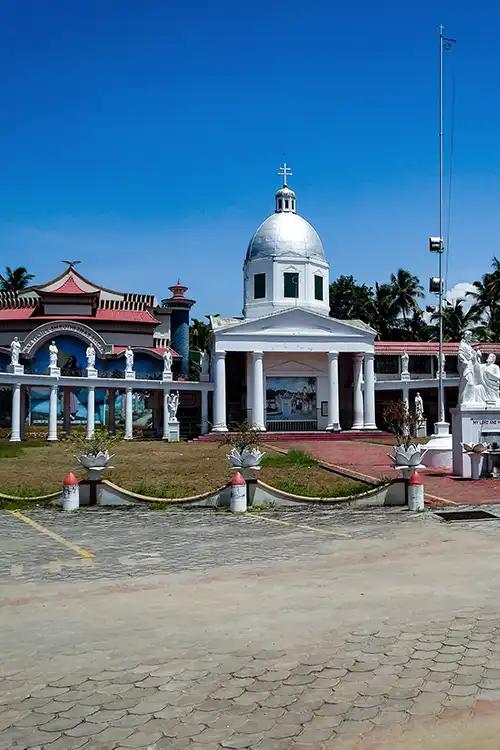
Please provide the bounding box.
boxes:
[212,350,377,433]
[9,383,210,442]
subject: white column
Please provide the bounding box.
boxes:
[162,387,170,439]
[326,351,340,431]
[402,384,410,410]
[10,383,21,442]
[351,353,364,430]
[251,351,266,431]
[201,389,209,435]
[124,387,133,440]
[48,384,58,441]
[86,386,95,439]
[246,352,253,424]
[212,351,228,432]
[363,353,377,429]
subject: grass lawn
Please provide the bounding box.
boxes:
[0,440,370,500]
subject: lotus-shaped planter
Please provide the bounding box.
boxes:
[226,447,265,471]
[77,450,113,469]
[389,444,425,468]
[462,442,488,455]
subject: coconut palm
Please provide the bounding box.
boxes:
[189,318,210,351]
[388,269,424,323]
[371,282,399,340]
[431,299,479,342]
[0,266,34,291]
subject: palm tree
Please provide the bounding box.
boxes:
[371,282,399,340]
[189,318,210,351]
[388,269,424,323]
[431,299,479,341]
[0,266,34,291]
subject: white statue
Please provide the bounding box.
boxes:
[167,391,180,421]
[200,350,210,378]
[474,353,500,404]
[10,337,21,366]
[414,392,425,422]
[49,340,58,368]
[458,331,477,406]
[435,352,446,374]
[86,344,96,369]
[162,349,172,374]
[401,352,409,375]
[125,346,134,373]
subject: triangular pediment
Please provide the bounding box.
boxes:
[214,307,376,340]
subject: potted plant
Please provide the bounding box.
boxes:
[382,400,426,469]
[223,421,266,471]
[67,428,120,472]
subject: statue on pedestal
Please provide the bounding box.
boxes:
[167,391,180,421]
[414,392,425,422]
[49,341,58,368]
[200,350,210,380]
[162,349,173,376]
[474,353,500,404]
[401,352,409,377]
[458,331,500,406]
[458,331,477,406]
[125,346,134,373]
[10,337,21,366]
[86,344,96,370]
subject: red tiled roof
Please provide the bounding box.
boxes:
[48,275,88,294]
[0,308,159,324]
[375,341,500,354]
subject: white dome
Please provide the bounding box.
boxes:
[246,212,325,262]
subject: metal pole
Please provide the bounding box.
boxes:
[438,24,445,424]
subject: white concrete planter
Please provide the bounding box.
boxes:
[462,442,488,480]
[389,444,425,469]
[77,450,113,469]
[226,447,265,471]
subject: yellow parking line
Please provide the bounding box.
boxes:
[247,512,351,537]
[7,510,94,559]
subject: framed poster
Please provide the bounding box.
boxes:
[266,377,317,423]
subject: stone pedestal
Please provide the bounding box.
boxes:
[452,406,500,478]
[125,371,136,380]
[162,372,173,383]
[49,366,60,377]
[86,368,98,379]
[7,363,24,375]
[421,421,452,469]
[165,420,180,442]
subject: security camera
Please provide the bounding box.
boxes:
[429,236,444,253]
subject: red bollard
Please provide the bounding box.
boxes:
[408,470,424,511]
[62,472,80,511]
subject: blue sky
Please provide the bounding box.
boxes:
[0,0,499,319]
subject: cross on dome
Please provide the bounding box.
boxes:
[278,162,292,187]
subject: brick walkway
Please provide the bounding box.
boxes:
[277,440,500,506]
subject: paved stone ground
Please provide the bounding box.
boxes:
[3,505,500,749]
[279,439,500,505]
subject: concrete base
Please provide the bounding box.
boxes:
[49,367,60,377]
[165,421,180,442]
[416,420,427,438]
[162,373,173,382]
[125,371,136,380]
[7,363,24,375]
[87,368,98,379]
[421,421,452,469]
[452,406,500,478]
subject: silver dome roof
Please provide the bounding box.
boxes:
[246,211,325,261]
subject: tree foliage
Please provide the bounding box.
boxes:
[0,266,34,291]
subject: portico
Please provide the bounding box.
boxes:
[210,308,376,432]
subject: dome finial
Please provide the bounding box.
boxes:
[278,162,292,187]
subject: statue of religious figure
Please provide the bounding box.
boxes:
[125,346,134,372]
[86,343,96,369]
[435,352,446,374]
[10,336,21,366]
[162,349,173,374]
[200,350,210,378]
[49,340,58,368]
[414,392,425,422]
[401,352,409,375]
[167,391,180,421]
[474,353,500,404]
[458,331,478,406]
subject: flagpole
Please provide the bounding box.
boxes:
[438,24,445,424]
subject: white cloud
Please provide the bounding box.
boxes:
[445,282,476,311]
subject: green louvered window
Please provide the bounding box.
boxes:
[284,272,299,298]
[314,275,324,301]
[254,273,266,299]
